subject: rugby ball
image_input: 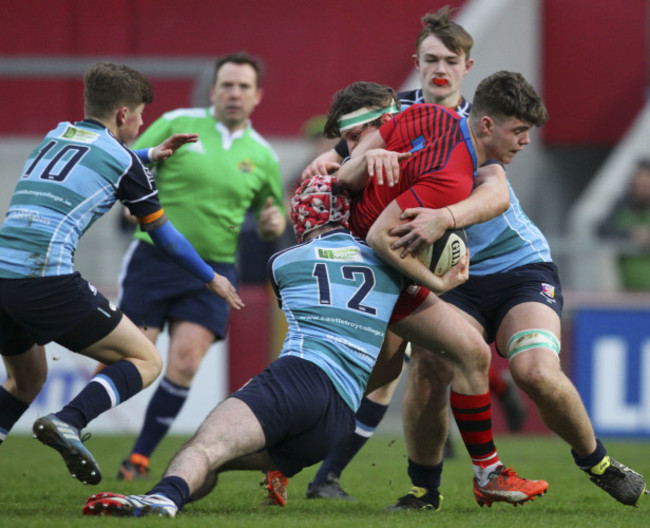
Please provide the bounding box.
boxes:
[418,228,467,276]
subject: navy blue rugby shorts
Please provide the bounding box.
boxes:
[0,272,122,355]
[440,262,563,346]
[119,240,237,340]
[232,356,355,477]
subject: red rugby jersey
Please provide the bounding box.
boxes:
[350,103,476,239]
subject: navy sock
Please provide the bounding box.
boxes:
[572,438,607,471]
[132,378,189,458]
[56,360,143,430]
[407,458,443,496]
[148,476,190,510]
[311,397,388,485]
[0,387,29,444]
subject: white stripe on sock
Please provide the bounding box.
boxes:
[354,425,374,438]
[91,377,117,408]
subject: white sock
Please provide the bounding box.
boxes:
[474,461,502,487]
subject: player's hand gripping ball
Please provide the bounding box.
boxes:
[418,228,467,276]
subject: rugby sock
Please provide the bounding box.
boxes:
[0,386,29,445]
[311,397,388,485]
[131,377,189,458]
[450,390,501,486]
[571,438,607,470]
[148,475,190,510]
[55,360,143,430]
[407,458,443,500]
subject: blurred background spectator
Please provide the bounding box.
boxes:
[599,159,650,290]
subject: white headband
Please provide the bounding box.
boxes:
[338,104,400,132]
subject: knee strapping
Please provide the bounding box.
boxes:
[506,329,560,360]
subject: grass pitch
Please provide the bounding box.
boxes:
[1,433,648,527]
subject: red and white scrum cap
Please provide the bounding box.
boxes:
[290,175,351,242]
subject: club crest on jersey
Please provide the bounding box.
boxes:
[239,159,255,173]
[541,283,556,302]
[315,246,363,262]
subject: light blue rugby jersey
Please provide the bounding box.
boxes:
[399,89,552,275]
[268,229,403,411]
[0,120,160,278]
[465,181,552,275]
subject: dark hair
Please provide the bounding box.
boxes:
[416,6,474,59]
[324,81,400,138]
[84,62,153,119]
[470,71,548,127]
[213,51,263,87]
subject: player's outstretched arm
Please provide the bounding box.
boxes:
[133,134,199,164]
[389,163,509,257]
[336,129,385,193]
[140,213,244,310]
[206,274,245,310]
[337,138,410,195]
[445,163,510,227]
[150,133,199,162]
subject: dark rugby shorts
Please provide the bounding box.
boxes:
[440,262,563,348]
[119,241,237,340]
[0,272,123,355]
[232,356,355,477]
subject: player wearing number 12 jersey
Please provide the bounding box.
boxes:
[82,175,403,517]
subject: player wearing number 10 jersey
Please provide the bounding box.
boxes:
[0,120,160,278]
[0,62,241,489]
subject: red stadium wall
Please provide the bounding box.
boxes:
[2,0,647,144]
[542,0,648,146]
[0,0,459,137]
